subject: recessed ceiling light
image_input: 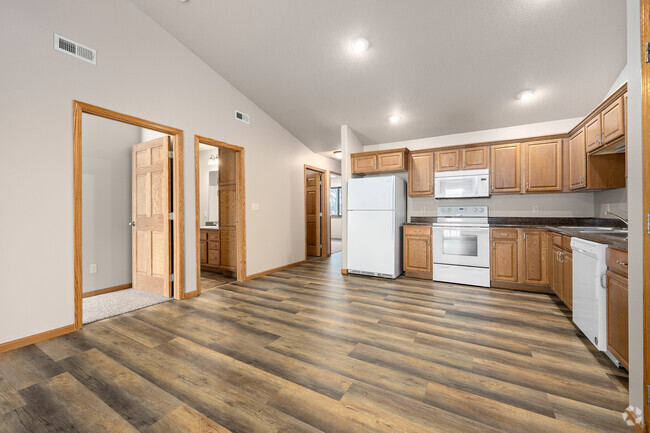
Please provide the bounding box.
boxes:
[351,37,369,52]
[388,114,402,123]
[517,89,535,101]
[333,150,342,159]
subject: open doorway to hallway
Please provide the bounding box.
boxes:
[304,165,329,258]
[194,136,246,295]
[329,172,342,254]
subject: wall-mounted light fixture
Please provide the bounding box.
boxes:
[208,154,218,166]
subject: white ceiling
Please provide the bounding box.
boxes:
[131,0,626,153]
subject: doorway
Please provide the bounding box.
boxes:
[329,172,342,254]
[73,101,186,330]
[304,165,329,258]
[194,135,246,296]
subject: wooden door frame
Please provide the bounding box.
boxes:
[194,135,247,296]
[304,165,330,259]
[73,101,185,331]
[642,0,650,427]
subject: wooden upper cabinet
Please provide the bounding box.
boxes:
[351,148,408,174]
[435,149,461,172]
[461,146,488,170]
[520,230,548,286]
[585,114,602,153]
[408,151,435,197]
[491,238,518,283]
[351,153,377,173]
[568,129,587,190]
[601,95,625,145]
[523,140,562,192]
[490,143,521,193]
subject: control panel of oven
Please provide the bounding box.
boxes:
[436,206,488,217]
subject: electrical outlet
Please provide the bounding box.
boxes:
[89,264,98,274]
[532,205,540,213]
[421,206,426,212]
[252,203,260,211]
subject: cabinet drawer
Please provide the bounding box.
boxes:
[207,232,220,242]
[491,228,518,239]
[200,231,208,240]
[207,240,220,251]
[208,249,220,266]
[562,235,572,252]
[404,225,432,236]
[552,233,563,248]
[606,248,628,276]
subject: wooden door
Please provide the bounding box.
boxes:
[132,136,171,297]
[306,172,321,256]
[601,96,625,145]
[403,235,432,274]
[490,144,521,193]
[491,239,518,283]
[568,129,587,190]
[351,154,376,173]
[520,230,548,285]
[462,147,488,170]
[435,149,461,172]
[408,151,434,197]
[377,151,405,171]
[607,270,629,369]
[562,251,573,310]
[219,148,238,273]
[552,246,563,299]
[585,115,602,152]
[524,140,562,192]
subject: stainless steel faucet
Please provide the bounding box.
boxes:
[605,210,628,241]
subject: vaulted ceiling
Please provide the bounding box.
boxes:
[131,0,626,153]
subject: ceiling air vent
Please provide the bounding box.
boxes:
[54,33,96,65]
[235,110,250,124]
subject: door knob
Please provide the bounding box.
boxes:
[129,221,136,227]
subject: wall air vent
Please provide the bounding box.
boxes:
[54,33,96,65]
[235,110,250,124]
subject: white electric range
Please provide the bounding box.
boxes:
[432,205,490,287]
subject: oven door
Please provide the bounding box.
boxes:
[433,226,490,268]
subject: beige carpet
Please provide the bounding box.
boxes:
[83,289,171,324]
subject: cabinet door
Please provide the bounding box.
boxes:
[568,129,586,190]
[408,151,435,197]
[490,144,521,193]
[377,151,405,171]
[521,230,548,285]
[524,140,562,192]
[435,149,461,172]
[200,240,208,265]
[491,239,518,282]
[585,115,602,152]
[351,154,377,173]
[462,147,488,170]
[601,96,625,145]
[562,252,572,310]
[607,270,629,369]
[403,235,432,274]
[551,246,563,298]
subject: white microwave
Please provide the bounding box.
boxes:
[434,169,490,199]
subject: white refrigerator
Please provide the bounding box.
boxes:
[347,176,406,279]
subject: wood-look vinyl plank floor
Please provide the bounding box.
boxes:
[0,253,630,432]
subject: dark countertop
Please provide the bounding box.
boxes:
[406,217,627,250]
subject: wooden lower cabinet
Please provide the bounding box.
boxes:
[550,235,573,309]
[606,248,629,370]
[200,229,221,269]
[403,225,432,279]
[490,228,548,291]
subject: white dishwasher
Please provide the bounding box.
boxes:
[571,238,621,366]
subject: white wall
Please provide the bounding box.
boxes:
[340,126,364,269]
[0,0,339,345]
[626,0,644,415]
[82,115,140,293]
[330,174,342,239]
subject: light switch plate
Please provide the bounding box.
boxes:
[89,264,98,274]
[252,203,260,211]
